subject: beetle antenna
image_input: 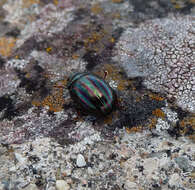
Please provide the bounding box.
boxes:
[104,71,108,80]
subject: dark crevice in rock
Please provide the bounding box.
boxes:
[15,66,48,95]
[0,96,13,112]
[0,95,32,120]
[116,95,166,128]
[0,56,5,68]
[5,27,20,38]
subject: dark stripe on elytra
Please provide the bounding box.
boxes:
[79,80,106,109]
[78,80,105,109]
[74,85,96,109]
[87,76,111,103]
[84,76,111,110]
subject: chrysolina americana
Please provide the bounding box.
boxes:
[67,72,117,116]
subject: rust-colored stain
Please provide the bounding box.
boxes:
[22,0,40,8]
[110,37,115,43]
[102,64,129,91]
[111,0,123,3]
[170,0,194,9]
[84,31,105,52]
[111,12,121,19]
[103,111,118,125]
[72,54,79,59]
[46,47,52,53]
[32,79,67,112]
[126,126,143,133]
[91,4,103,15]
[53,0,58,6]
[179,116,195,142]
[0,37,16,57]
[149,93,164,101]
[148,118,157,129]
[0,0,7,7]
[152,109,165,118]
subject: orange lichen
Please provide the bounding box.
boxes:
[25,73,31,79]
[180,117,195,129]
[152,109,165,118]
[110,37,115,43]
[91,4,103,15]
[149,93,164,101]
[111,12,121,19]
[174,4,182,9]
[103,111,118,125]
[72,54,79,59]
[148,118,157,129]
[161,116,195,142]
[32,100,42,107]
[179,116,195,142]
[135,97,141,102]
[32,79,67,112]
[46,47,52,53]
[22,0,40,8]
[53,0,58,6]
[111,0,123,3]
[83,28,112,53]
[84,32,103,51]
[0,37,16,57]
[102,64,129,91]
[41,89,64,112]
[126,126,143,133]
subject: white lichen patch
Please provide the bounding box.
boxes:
[30,50,87,82]
[0,68,20,96]
[115,15,195,113]
[6,58,29,70]
[156,118,170,132]
[3,0,41,30]
[162,107,178,124]
[16,3,74,48]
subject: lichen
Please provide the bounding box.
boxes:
[115,15,195,113]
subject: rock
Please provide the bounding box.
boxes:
[174,156,192,172]
[76,154,86,167]
[23,184,39,190]
[169,173,181,187]
[124,181,138,190]
[143,158,159,176]
[14,153,27,164]
[56,180,70,190]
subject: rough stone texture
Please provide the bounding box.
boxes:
[114,15,195,113]
[0,0,194,190]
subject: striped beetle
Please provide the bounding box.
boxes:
[67,72,117,116]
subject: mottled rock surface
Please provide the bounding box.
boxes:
[0,0,194,190]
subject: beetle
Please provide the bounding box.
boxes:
[67,72,117,116]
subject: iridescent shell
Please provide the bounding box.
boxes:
[67,72,117,115]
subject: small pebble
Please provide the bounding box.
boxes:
[76,154,86,167]
[14,153,27,164]
[169,173,181,187]
[124,181,138,190]
[56,180,70,190]
[23,184,39,190]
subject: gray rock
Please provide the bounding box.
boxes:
[174,156,192,172]
[56,180,70,190]
[76,154,86,167]
[23,184,39,190]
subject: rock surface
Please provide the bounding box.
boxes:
[0,0,194,190]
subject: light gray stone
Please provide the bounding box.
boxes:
[76,154,86,167]
[56,180,70,190]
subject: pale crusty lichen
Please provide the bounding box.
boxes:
[115,15,195,113]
